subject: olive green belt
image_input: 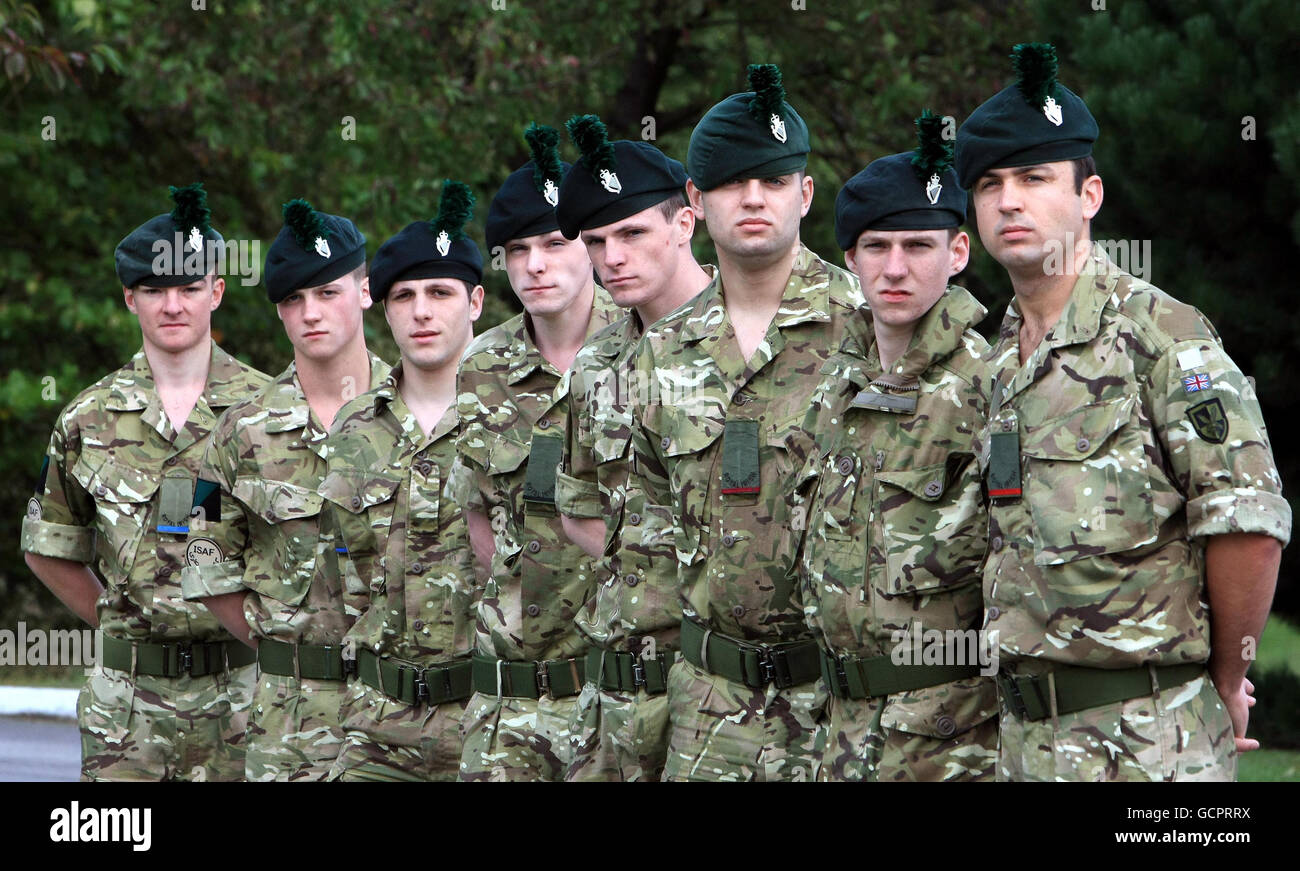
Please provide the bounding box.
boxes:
[679,616,821,690]
[584,648,676,696]
[257,638,350,681]
[470,651,586,699]
[102,634,256,678]
[998,662,1207,721]
[357,648,472,706]
[820,647,982,700]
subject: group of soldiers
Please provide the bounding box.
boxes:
[20,45,1289,782]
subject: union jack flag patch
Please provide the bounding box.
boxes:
[1183,372,1211,393]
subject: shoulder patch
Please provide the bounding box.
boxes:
[36,455,49,494]
[26,497,41,522]
[1187,398,1228,444]
[191,478,222,525]
[185,537,223,566]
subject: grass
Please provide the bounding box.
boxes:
[1239,748,1300,782]
[0,664,86,689]
[1253,613,1300,675]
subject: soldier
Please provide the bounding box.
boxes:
[447,123,619,781]
[626,64,864,781]
[321,181,484,781]
[797,112,998,781]
[551,115,713,780]
[957,43,1289,781]
[180,198,390,781]
[21,183,269,781]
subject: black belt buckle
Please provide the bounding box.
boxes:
[757,647,792,689]
[834,654,851,697]
[1000,673,1030,719]
[631,656,647,689]
[343,656,358,677]
[413,669,429,704]
[177,642,194,677]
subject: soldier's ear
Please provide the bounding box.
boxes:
[468,284,485,322]
[358,275,373,310]
[1080,174,1103,222]
[948,231,971,276]
[123,286,137,314]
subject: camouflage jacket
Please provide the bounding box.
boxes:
[179,354,390,645]
[21,343,270,642]
[556,270,714,653]
[980,243,1291,668]
[799,286,992,654]
[628,244,864,643]
[320,362,476,664]
[446,288,620,661]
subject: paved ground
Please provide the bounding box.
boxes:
[0,716,80,782]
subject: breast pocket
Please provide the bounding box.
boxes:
[875,457,985,596]
[644,406,725,568]
[1020,394,1158,567]
[320,469,402,596]
[71,455,158,582]
[233,476,324,607]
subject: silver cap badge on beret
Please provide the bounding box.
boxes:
[436,230,451,256]
[314,236,331,258]
[599,169,622,194]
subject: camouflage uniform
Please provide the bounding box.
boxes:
[798,287,998,781]
[21,343,269,781]
[980,244,1291,781]
[558,272,714,781]
[628,245,863,781]
[180,354,390,781]
[447,289,619,781]
[319,362,477,781]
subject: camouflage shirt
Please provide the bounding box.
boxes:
[179,354,390,645]
[320,361,476,663]
[799,286,992,654]
[21,343,270,642]
[628,244,864,643]
[446,288,620,662]
[980,243,1291,668]
[557,270,715,652]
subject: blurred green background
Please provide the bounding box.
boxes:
[2,0,1296,772]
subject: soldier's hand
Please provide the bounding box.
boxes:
[1216,674,1259,753]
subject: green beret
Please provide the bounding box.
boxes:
[835,111,967,250]
[687,63,810,191]
[486,123,572,251]
[956,43,1097,189]
[263,199,366,303]
[556,115,687,238]
[370,180,484,301]
[115,183,224,288]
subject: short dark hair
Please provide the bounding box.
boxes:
[1072,155,1098,193]
[655,191,689,222]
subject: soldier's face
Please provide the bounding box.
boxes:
[971,162,1101,274]
[845,229,969,331]
[124,274,224,354]
[275,272,373,361]
[689,173,812,263]
[502,230,595,318]
[384,278,483,372]
[580,203,693,312]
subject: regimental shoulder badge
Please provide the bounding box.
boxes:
[543,178,559,207]
[187,226,204,253]
[925,173,942,205]
[1043,95,1063,126]
[599,169,622,194]
[436,229,451,257]
[770,113,787,143]
[1187,397,1228,444]
[314,236,331,258]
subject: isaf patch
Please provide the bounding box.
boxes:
[1187,397,1228,444]
[26,497,41,521]
[185,537,223,566]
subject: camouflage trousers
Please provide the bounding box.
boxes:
[820,677,999,781]
[77,661,254,781]
[661,659,828,782]
[328,677,468,782]
[458,691,578,781]
[244,671,347,782]
[998,669,1237,782]
[565,683,672,782]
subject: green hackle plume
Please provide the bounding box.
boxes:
[282,198,330,250]
[1012,42,1060,108]
[565,114,617,176]
[746,63,787,124]
[524,122,564,194]
[169,182,211,235]
[911,110,954,184]
[431,180,475,241]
